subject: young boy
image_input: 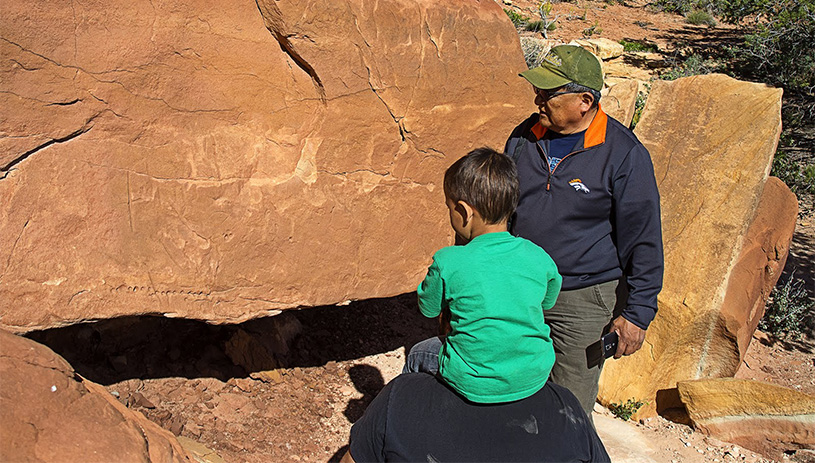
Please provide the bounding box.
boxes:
[403,147,562,403]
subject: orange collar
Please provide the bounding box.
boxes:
[530,105,608,149]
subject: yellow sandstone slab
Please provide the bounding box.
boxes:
[598,74,788,417]
[677,378,815,459]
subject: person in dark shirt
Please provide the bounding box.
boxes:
[341,372,610,463]
[504,45,664,419]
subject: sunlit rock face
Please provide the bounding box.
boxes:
[598,74,791,417]
[0,329,193,462]
[678,378,815,459]
[0,0,533,332]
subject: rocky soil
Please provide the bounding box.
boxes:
[25,1,815,462]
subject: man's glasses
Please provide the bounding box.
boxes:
[533,88,582,101]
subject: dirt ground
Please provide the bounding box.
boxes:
[25,1,815,462]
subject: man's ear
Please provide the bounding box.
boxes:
[456,200,475,225]
[579,92,595,112]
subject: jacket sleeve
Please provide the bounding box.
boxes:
[417,258,444,318]
[612,143,664,330]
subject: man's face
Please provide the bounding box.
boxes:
[533,86,588,134]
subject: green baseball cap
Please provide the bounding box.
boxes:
[520,45,603,92]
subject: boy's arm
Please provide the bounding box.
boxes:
[541,271,562,311]
[417,259,444,318]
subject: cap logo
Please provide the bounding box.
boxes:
[543,52,562,67]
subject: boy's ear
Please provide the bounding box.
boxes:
[456,200,475,225]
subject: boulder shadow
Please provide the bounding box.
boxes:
[25,292,436,386]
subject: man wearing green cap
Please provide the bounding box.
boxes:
[504,45,664,420]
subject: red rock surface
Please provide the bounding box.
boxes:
[0,0,534,333]
[0,329,192,462]
[720,177,798,364]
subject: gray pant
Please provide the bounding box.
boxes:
[546,280,620,420]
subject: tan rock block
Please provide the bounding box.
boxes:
[0,329,193,462]
[677,378,815,459]
[0,0,534,332]
[603,54,661,81]
[177,436,226,463]
[601,79,639,127]
[569,38,625,60]
[598,74,785,417]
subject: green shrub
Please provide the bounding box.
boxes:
[619,39,659,53]
[772,151,815,196]
[504,8,530,28]
[582,21,602,37]
[526,20,557,33]
[713,0,814,92]
[685,9,718,25]
[608,399,646,420]
[660,53,717,80]
[651,0,720,14]
[760,273,814,340]
[629,86,650,130]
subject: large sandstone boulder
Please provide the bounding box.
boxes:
[677,378,815,459]
[598,74,790,417]
[0,0,534,332]
[0,329,193,462]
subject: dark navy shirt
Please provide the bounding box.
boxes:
[349,373,610,462]
[540,130,585,172]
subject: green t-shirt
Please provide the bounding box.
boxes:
[418,231,562,403]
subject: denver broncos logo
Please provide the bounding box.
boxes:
[569,179,590,194]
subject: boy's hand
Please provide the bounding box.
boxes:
[610,316,645,359]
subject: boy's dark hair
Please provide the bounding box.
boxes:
[443,147,519,224]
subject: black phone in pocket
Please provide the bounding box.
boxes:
[602,331,619,359]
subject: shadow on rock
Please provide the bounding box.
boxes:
[26,292,436,386]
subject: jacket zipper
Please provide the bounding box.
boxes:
[536,142,587,191]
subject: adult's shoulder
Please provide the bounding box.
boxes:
[508,113,540,138]
[385,372,446,402]
[603,113,647,150]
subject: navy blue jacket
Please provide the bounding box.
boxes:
[504,108,664,329]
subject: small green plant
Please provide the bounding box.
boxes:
[527,1,560,38]
[504,8,530,29]
[619,39,658,53]
[582,21,602,37]
[660,53,717,80]
[608,398,646,421]
[629,85,650,130]
[772,151,815,197]
[685,9,717,26]
[760,272,814,340]
[651,0,720,15]
[526,20,558,33]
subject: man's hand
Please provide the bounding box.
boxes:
[610,316,645,359]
